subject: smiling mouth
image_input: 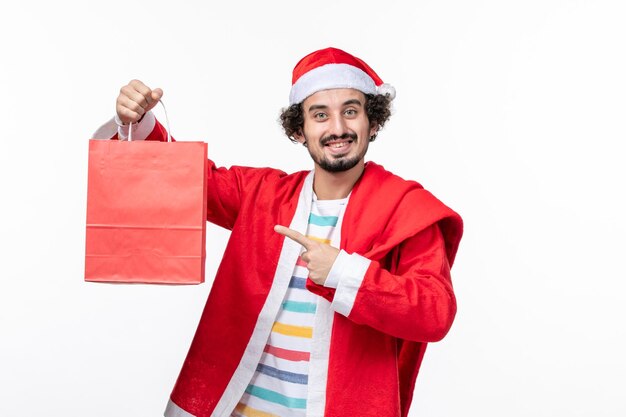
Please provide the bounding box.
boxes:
[325,139,354,150]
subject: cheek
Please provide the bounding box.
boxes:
[304,125,324,140]
[350,118,371,134]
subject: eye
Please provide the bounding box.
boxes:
[314,112,328,120]
[344,109,357,117]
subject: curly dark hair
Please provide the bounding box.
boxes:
[279,93,392,143]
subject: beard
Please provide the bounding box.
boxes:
[305,132,366,173]
[317,154,362,172]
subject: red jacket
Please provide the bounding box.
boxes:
[133,121,463,417]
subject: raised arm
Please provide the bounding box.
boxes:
[93,80,287,230]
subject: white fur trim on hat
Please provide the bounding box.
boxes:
[289,63,378,105]
[377,83,396,100]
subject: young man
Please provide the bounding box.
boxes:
[95,47,463,417]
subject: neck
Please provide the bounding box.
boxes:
[313,160,365,200]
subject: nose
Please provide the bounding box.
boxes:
[328,113,349,137]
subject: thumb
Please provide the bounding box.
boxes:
[148,88,163,110]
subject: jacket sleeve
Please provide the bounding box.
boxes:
[312,223,456,342]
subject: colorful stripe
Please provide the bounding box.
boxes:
[263,345,310,362]
[296,257,308,267]
[308,213,338,227]
[306,235,331,244]
[234,403,280,417]
[282,300,317,314]
[245,385,307,409]
[272,322,313,338]
[288,276,307,289]
[256,363,308,384]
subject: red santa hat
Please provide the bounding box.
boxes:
[289,47,396,105]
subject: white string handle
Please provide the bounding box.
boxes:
[128,99,172,142]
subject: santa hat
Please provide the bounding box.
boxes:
[289,47,396,105]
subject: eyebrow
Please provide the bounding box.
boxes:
[306,99,364,112]
[342,99,363,107]
[307,104,328,112]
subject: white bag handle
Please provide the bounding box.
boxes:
[128,99,172,142]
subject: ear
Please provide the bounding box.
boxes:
[369,122,379,138]
[293,129,306,145]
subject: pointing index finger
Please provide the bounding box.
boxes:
[274,225,314,249]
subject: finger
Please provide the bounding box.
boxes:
[274,225,314,249]
[135,83,160,111]
[116,107,142,125]
[128,79,153,100]
[121,84,152,110]
[116,100,143,125]
[117,95,146,120]
[151,88,163,103]
[144,88,163,112]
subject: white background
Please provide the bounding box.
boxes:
[1,1,625,416]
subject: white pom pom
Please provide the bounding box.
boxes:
[377,83,396,100]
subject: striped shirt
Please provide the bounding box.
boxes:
[232,197,348,417]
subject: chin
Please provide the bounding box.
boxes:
[318,156,361,173]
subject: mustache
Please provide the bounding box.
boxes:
[320,133,357,146]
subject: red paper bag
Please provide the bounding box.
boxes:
[85,139,208,284]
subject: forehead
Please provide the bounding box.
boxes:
[302,88,366,110]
